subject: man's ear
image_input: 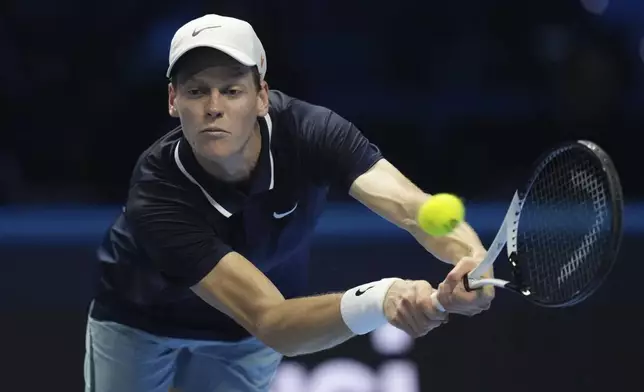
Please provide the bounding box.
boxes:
[168,82,179,118]
[256,80,269,117]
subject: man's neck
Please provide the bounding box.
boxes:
[195,121,262,184]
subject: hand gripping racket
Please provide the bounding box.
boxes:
[431,140,623,309]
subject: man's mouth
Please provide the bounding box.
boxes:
[200,128,229,135]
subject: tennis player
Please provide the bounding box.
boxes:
[84,13,494,392]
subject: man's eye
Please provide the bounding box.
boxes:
[224,89,241,96]
[187,89,201,96]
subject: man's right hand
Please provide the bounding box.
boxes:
[384,280,448,337]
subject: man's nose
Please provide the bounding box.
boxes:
[206,90,223,118]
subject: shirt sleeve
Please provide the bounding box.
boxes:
[125,179,234,288]
[290,99,384,191]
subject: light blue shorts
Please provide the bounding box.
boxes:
[84,316,283,392]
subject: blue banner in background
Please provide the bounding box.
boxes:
[1,201,642,392]
[1,201,643,244]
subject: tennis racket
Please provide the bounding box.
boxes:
[431,140,623,309]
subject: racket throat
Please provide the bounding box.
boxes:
[506,251,531,295]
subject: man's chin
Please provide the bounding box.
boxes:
[198,141,237,161]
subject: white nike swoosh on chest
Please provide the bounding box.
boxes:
[273,202,298,219]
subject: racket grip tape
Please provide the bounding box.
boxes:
[430,291,446,313]
[430,275,479,313]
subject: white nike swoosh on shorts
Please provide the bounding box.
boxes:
[273,202,298,219]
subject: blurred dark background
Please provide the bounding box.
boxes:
[1,0,643,391]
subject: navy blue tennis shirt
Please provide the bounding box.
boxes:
[90,90,384,341]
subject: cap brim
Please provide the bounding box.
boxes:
[166,42,256,78]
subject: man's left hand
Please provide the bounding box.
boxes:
[436,254,494,316]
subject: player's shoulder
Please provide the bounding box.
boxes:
[129,126,184,186]
[268,89,347,138]
[124,126,203,217]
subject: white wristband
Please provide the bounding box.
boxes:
[340,278,401,335]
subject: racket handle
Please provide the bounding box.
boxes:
[430,291,446,313]
[430,275,504,313]
[429,276,470,312]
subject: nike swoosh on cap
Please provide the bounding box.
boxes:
[192,25,222,37]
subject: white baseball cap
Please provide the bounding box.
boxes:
[166,14,267,80]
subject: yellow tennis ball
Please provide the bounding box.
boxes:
[417,193,465,237]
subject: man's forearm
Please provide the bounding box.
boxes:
[348,159,487,265]
[194,252,396,358]
[258,277,398,356]
[257,293,355,357]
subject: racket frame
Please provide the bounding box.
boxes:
[462,140,624,307]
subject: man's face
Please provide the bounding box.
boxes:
[168,50,268,161]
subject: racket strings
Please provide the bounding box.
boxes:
[516,147,614,304]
